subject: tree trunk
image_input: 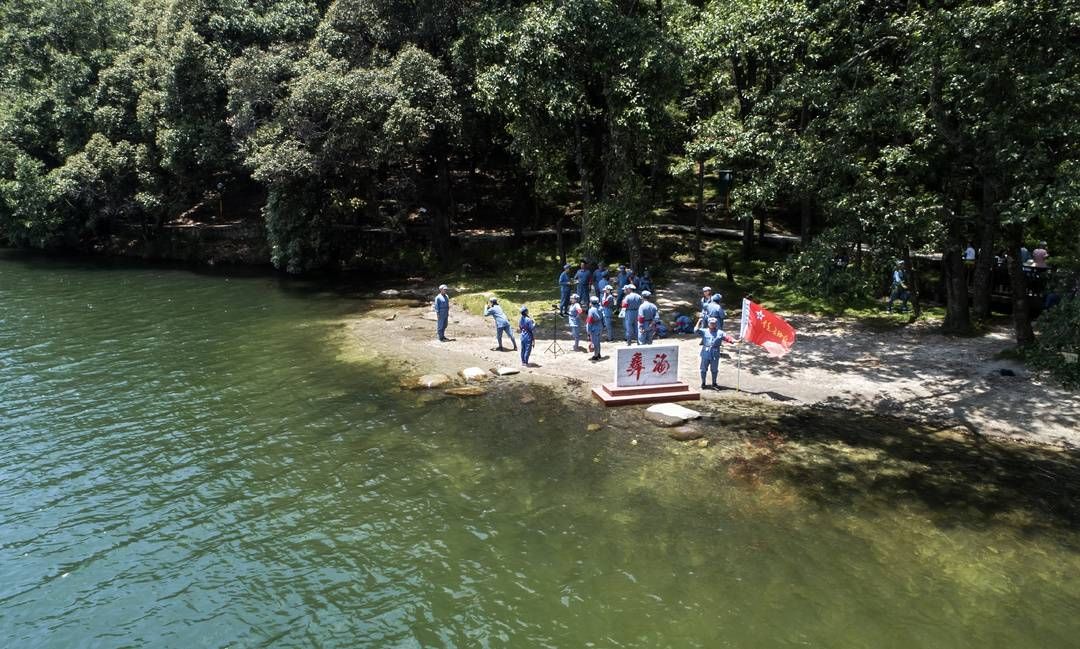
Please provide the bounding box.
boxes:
[556,215,566,266]
[741,213,754,261]
[1005,222,1035,347]
[800,194,812,246]
[574,116,592,255]
[971,177,998,320]
[626,227,643,276]
[431,149,454,262]
[942,218,971,334]
[693,158,705,262]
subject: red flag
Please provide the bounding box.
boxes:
[739,298,796,357]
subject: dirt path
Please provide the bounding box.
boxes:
[344,278,1080,450]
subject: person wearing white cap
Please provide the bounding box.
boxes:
[568,293,584,352]
[434,284,450,341]
[700,286,713,322]
[483,297,517,351]
[600,284,617,341]
[696,315,736,389]
[558,263,573,315]
[637,290,660,345]
[586,296,604,360]
[620,283,642,345]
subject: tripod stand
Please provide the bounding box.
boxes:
[544,306,565,357]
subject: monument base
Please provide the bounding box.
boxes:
[590,382,700,407]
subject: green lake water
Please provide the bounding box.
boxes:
[2,251,1079,648]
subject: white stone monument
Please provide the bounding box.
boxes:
[592,344,700,406]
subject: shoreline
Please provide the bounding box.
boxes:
[342,297,1080,451]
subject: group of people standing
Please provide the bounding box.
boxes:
[558,262,662,359]
[433,267,740,387]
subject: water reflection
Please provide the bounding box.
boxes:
[1,253,1078,648]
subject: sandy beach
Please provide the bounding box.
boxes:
[345,285,1080,450]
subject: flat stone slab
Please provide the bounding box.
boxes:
[495,366,520,376]
[459,367,489,382]
[444,386,487,397]
[416,373,451,389]
[645,403,702,427]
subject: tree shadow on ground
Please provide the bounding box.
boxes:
[760,408,1080,542]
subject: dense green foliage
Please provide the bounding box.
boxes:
[2,0,1078,344]
[1028,297,1080,387]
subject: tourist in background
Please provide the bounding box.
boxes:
[1033,241,1050,268]
[887,261,909,313]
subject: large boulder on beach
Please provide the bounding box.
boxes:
[416,374,452,389]
[645,403,702,427]
[668,426,704,441]
[460,367,489,382]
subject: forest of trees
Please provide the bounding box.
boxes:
[1,0,1078,345]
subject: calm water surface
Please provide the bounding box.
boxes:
[2,251,1078,648]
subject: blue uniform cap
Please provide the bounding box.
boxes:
[590,296,599,303]
[641,290,651,298]
[520,306,529,313]
[563,263,571,269]
[711,294,722,303]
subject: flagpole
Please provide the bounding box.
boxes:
[736,342,741,392]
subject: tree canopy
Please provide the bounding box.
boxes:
[2,0,1078,339]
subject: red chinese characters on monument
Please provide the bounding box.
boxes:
[615,345,680,387]
[626,352,644,380]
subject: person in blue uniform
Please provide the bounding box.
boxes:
[700,286,713,321]
[568,294,584,351]
[615,265,628,294]
[483,297,517,351]
[637,290,660,345]
[558,263,572,316]
[705,293,725,330]
[592,263,607,298]
[433,284,450,341]
[586,296,603,360]
[574,262,591,302]
[638,270,653,294]
[600,284,616,341]
[519,306,536,366]
[625,269,637,293]
[696,316,736,389]
[620,284,641,345]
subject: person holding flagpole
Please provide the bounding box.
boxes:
[696,316,737,389]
